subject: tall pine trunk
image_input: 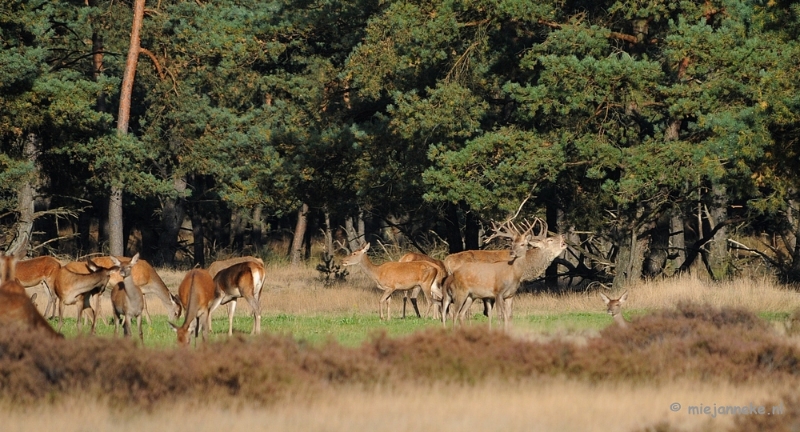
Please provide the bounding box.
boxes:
[110,0,145,256]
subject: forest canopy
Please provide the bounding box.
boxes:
[2,0,800,288]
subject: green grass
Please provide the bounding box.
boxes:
[52,308,794,349]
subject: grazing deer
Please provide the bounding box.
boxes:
[0,252,62,339]
[342,243,438,320]
[111,253,145,342]
[445,219,567,330]
[209,260,266,335]
[14,256,62,319]
[67,255,180,324]
[600,291,629,328]
[207,256,265,278]
[171,268,217,346]
[54,257,120,334]
[398,252,447,319]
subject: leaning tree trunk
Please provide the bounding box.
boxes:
[110,0,146,256]
[290,202,309,265]
[787,198,800,282]
[7,133,39,257]
[345,208,365,251]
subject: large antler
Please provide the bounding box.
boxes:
[515,217,547,240]
[484,219,522,245]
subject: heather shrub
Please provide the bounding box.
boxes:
[2,302,800,410]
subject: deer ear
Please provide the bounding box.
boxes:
[619,291,629,304]
[362,243,371,252]
[130,253,140,265]
[599,293,611,304]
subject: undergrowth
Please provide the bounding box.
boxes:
[2,302,800,425]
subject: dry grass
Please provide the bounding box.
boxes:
[32,264,800,328]
[0,380,783,432]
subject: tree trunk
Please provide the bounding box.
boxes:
[189,174,206,267]
[345,208,365,251]
[290,202,309,265]
[707,183,729,279]
[444,202,463,253]
[322,207,333,258]
[108,187,124,255]
[544,202,561,290]
[229,208,246,250]
[612,225,648,289]
[464,208,480,250]
[668,209,686,273]
[111,0,145,257]
[252,204,264,250]
[158,176,186,266]
[7,133,39,257]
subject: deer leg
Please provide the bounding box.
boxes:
[409,286,422,318]
[244,294,261,334]
[142,296,152,325]
[379,291,393,320]
[43,282,56,319]
[227,299,237,336]
[137,315,144,343]
[57,299,65,332]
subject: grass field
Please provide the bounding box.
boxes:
[8,262,800,432]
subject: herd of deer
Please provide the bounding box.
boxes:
[0,218,632,346]
[343,218,576,330]
[0,252,266,345]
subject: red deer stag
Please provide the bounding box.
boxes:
[171,268,217,346]
[445,219,567,330]
[0,252,62,339]
[342,243,438,320]
[111,253,145,341]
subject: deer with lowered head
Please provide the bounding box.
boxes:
[171,268,218,347]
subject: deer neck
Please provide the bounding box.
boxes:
[354,253,384,284]
[122,275,144,309]
[613,312,628,328]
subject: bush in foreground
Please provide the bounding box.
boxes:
[1,302,799,411]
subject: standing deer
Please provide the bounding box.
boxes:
[445,219,567,330]
[54,257,120,334]
[442,219,539,319]
[342,243,438,320]
[14,256,62,319]
[66,255,180,324]
[398,252,447,319]
[111,253,145,342]
[171,268,217,346]
[600,291,629,328]
[0,252,62,339]
[209,260,266,335]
